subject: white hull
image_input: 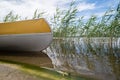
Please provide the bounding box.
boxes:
[0,33,52,51]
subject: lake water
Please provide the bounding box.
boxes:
[45,37,120,80]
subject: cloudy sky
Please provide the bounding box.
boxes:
[0,0,119,21]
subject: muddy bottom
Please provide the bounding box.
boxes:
[0,51,53,68]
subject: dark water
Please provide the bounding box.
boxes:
[46,38,120,80]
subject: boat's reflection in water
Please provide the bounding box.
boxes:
[46,38,120,80]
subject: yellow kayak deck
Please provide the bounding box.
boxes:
[0,18,51,35]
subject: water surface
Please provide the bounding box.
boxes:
[46,37,120,80]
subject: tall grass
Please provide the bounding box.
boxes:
[51,1,78,37]
[3,11,20,22]
[52,1,120,37]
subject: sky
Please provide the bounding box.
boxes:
[0,0,119,21]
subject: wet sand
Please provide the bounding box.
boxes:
[0,64,40,80]
[0,51,53,68]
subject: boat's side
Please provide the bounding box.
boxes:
[0,19,53,51]
[0,33,52,51]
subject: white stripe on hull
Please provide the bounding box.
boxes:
[0,33,52,51]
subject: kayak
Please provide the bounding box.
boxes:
[0,18,52,51]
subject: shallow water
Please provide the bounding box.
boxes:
[46,37,120,80]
